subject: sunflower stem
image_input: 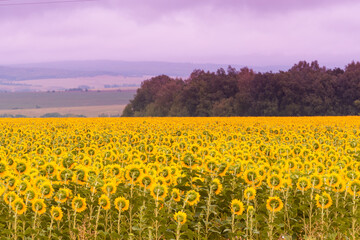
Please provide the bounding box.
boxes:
[205,187,213,240]
[14,212,17,240]
[231,212,235,239]
[117,208,122,236]
[94,206,101,239]
[175,221,181,240]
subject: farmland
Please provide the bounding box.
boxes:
[1,117,360,239]
[0,90,135,117]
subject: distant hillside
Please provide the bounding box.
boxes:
[0,66,104,81]
[1,60,289,80]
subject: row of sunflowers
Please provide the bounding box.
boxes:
[0,117,360,239]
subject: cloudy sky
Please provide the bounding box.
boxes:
[0,0,359,68]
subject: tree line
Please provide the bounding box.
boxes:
[122,61,360,117]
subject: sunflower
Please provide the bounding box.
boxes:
[98,194,111,210]
[39,182,54,199]
[0,160,7,177]
[73,167,88,185]
[6,175,18,191]
[347,180,360,196]
[325,173,341,188]
[24,188,38,203]
[139,174,155,190]
[101,181,117,195]
[218,161,229,177]
[282,175,293,189]
[266,174,283,190]
[18,180,31,195]
[72,195,87,213]
[173,211,187,225]
[159,166,172,180]
[211,178,223,195]
[51,206,63,221]
[243,169,260,186]
[315,192,333,209]
[57,168,74,184]
[309,174,323,189]
[111,164,122,177]
[247,205,255,214]
[150,184,168,201]
[86,147,96,156]
[125,164,142,182]
[171,188,181,202]
[269,166,281,176]
[332,180,346,193]
[256,166,267,181]
[297,177,311,192]
[14,160,30,175]
[185,190,200,206]
[204,159,218,173]
[11,198,27,215]
[231,199,244,215]
[0,187,5,197]
[244,187,256,201]
[114,197,129,211]
[286,159,296,171]
[81,156,92,167]
[54,188,72,203]
[266,196,284,213]
[32,198,46,215]
[4,191,19,205]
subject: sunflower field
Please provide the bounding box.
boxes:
[1,117,360,239]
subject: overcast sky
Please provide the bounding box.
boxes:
[0,0,359,68]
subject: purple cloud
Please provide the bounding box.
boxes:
[0,0,359,67]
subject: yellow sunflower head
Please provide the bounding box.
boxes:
[231,199,244,215]
[0,160,7,177]
[32,198,47,215]
[243,169,260,186]
[42,162,57,178]
[347,180,360,196]
[266,174,283,190]
[297,177,311,192]
[150,184,168,201]
[315,192,333,209]
[11,198,27,215]
[24,188,38,203]
[39,182,54,199]
[114,196,129,211]
[71,195,87,213]
[174,211,187,225]
[185,190,200,206]
[326,173,341,187]
[171,188,181,202]
[332,180,346,193]
[5,175,18,191]
[51,206,63,221]
[18,180,31,194]
[54,188,72,203]
[309,174,323,189]
[98,194,111,210]
[244,187,256,201]
[247,205,255,215]
[101,181,117,195]
[139,174,155,189]
[266,196,283,213]
[125,164,142,182]
[4,191,19,205]
[14,160,30,175]
[211,178,223,195]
